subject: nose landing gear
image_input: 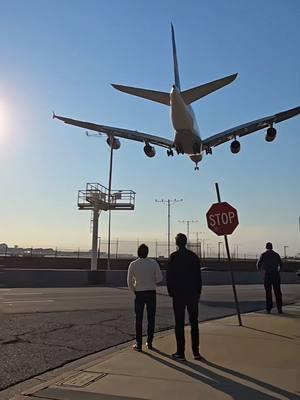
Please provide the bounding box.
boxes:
[194,163,199,171]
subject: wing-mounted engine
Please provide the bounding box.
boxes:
[230,139,241,154]
[265,127,277,142]
[107,137,121,149]
[144,143,156,157]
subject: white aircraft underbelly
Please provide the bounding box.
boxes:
[170,87,202,155]
[174,130,200,154]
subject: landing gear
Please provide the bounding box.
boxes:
[175,145,184,154]
[167,149,174,157]
[194,163,199,171]
[205,147,212,155]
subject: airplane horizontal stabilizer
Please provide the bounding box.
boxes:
[112,84,170,106]
[182,73,238,105]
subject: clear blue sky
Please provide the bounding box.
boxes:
[1,0,299,257]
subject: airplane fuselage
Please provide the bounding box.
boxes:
[170,86,203,165]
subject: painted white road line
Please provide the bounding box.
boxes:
[2,292,44,296]
[2,300,54,304]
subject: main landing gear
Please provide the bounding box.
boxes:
[167,149,174,157]
[175,145,184,155]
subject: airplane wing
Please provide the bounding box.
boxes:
[53,114,174,149]
[202,106,300,150]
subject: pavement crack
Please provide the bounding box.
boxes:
[100,315,134,337]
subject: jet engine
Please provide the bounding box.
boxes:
[230,140,241,154]
[265,127,277,142]
[144,143,156,157]
[106,137,121,149]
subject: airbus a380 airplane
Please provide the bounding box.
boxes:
[54,25,300,170]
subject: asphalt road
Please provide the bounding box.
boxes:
[0,284,299,391]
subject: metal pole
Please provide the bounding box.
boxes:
[107,136,114,271]
[116,239,119,259]
[156,199,183,257]
[215,182,242,326]
[168,200,170,257]
[98,237,101,259]
[91,208,99,271]
[178,219,198,243]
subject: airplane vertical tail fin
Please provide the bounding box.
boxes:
[171,23,181,90]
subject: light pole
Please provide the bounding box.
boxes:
[283,245,288,259]
[156,198,183,257]
[178,220,198,242]
[234,244,239,259]
[191,232,204,258]
[201,238,210,258]
[107,135,115,271]
[218,241,222,260]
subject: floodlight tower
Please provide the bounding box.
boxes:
[78,183,135,271]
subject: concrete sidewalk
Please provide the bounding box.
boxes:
[11,304,300,400]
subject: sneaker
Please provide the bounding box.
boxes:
[193,353,205,361]
[132,344,142,352]
[146,342,153,350]
[172,353,186,361]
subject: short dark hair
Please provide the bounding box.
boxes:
[266,242,273,250]
[176,233,187,248]
[138,244,149,258]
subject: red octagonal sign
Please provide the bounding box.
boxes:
[206,202,239,236]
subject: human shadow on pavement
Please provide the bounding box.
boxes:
[143,349,298,400]
[244,325,294,339]
[200,300,266,311]
[198,359,299,400]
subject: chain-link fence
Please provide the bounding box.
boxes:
[0,241,266,260]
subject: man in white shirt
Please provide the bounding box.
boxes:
[127,243,163,351]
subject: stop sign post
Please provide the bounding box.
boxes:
[206,202,239,236]
[206,183,242,326]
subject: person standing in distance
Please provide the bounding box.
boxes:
[257,242,283,314]
[127,244,163,351]
[167,233,203,361]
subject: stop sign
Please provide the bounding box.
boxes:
[206,202,239,236]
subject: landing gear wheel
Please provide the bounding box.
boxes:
[194,164,199,171]
[175,145,184,155]
[167,149,174,157]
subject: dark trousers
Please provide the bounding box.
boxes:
[134,290,156,347]
[172,295,199,356]
[264,272,282,311]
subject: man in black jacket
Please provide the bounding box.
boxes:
[167,233,202,361]
[257,242,283,314]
